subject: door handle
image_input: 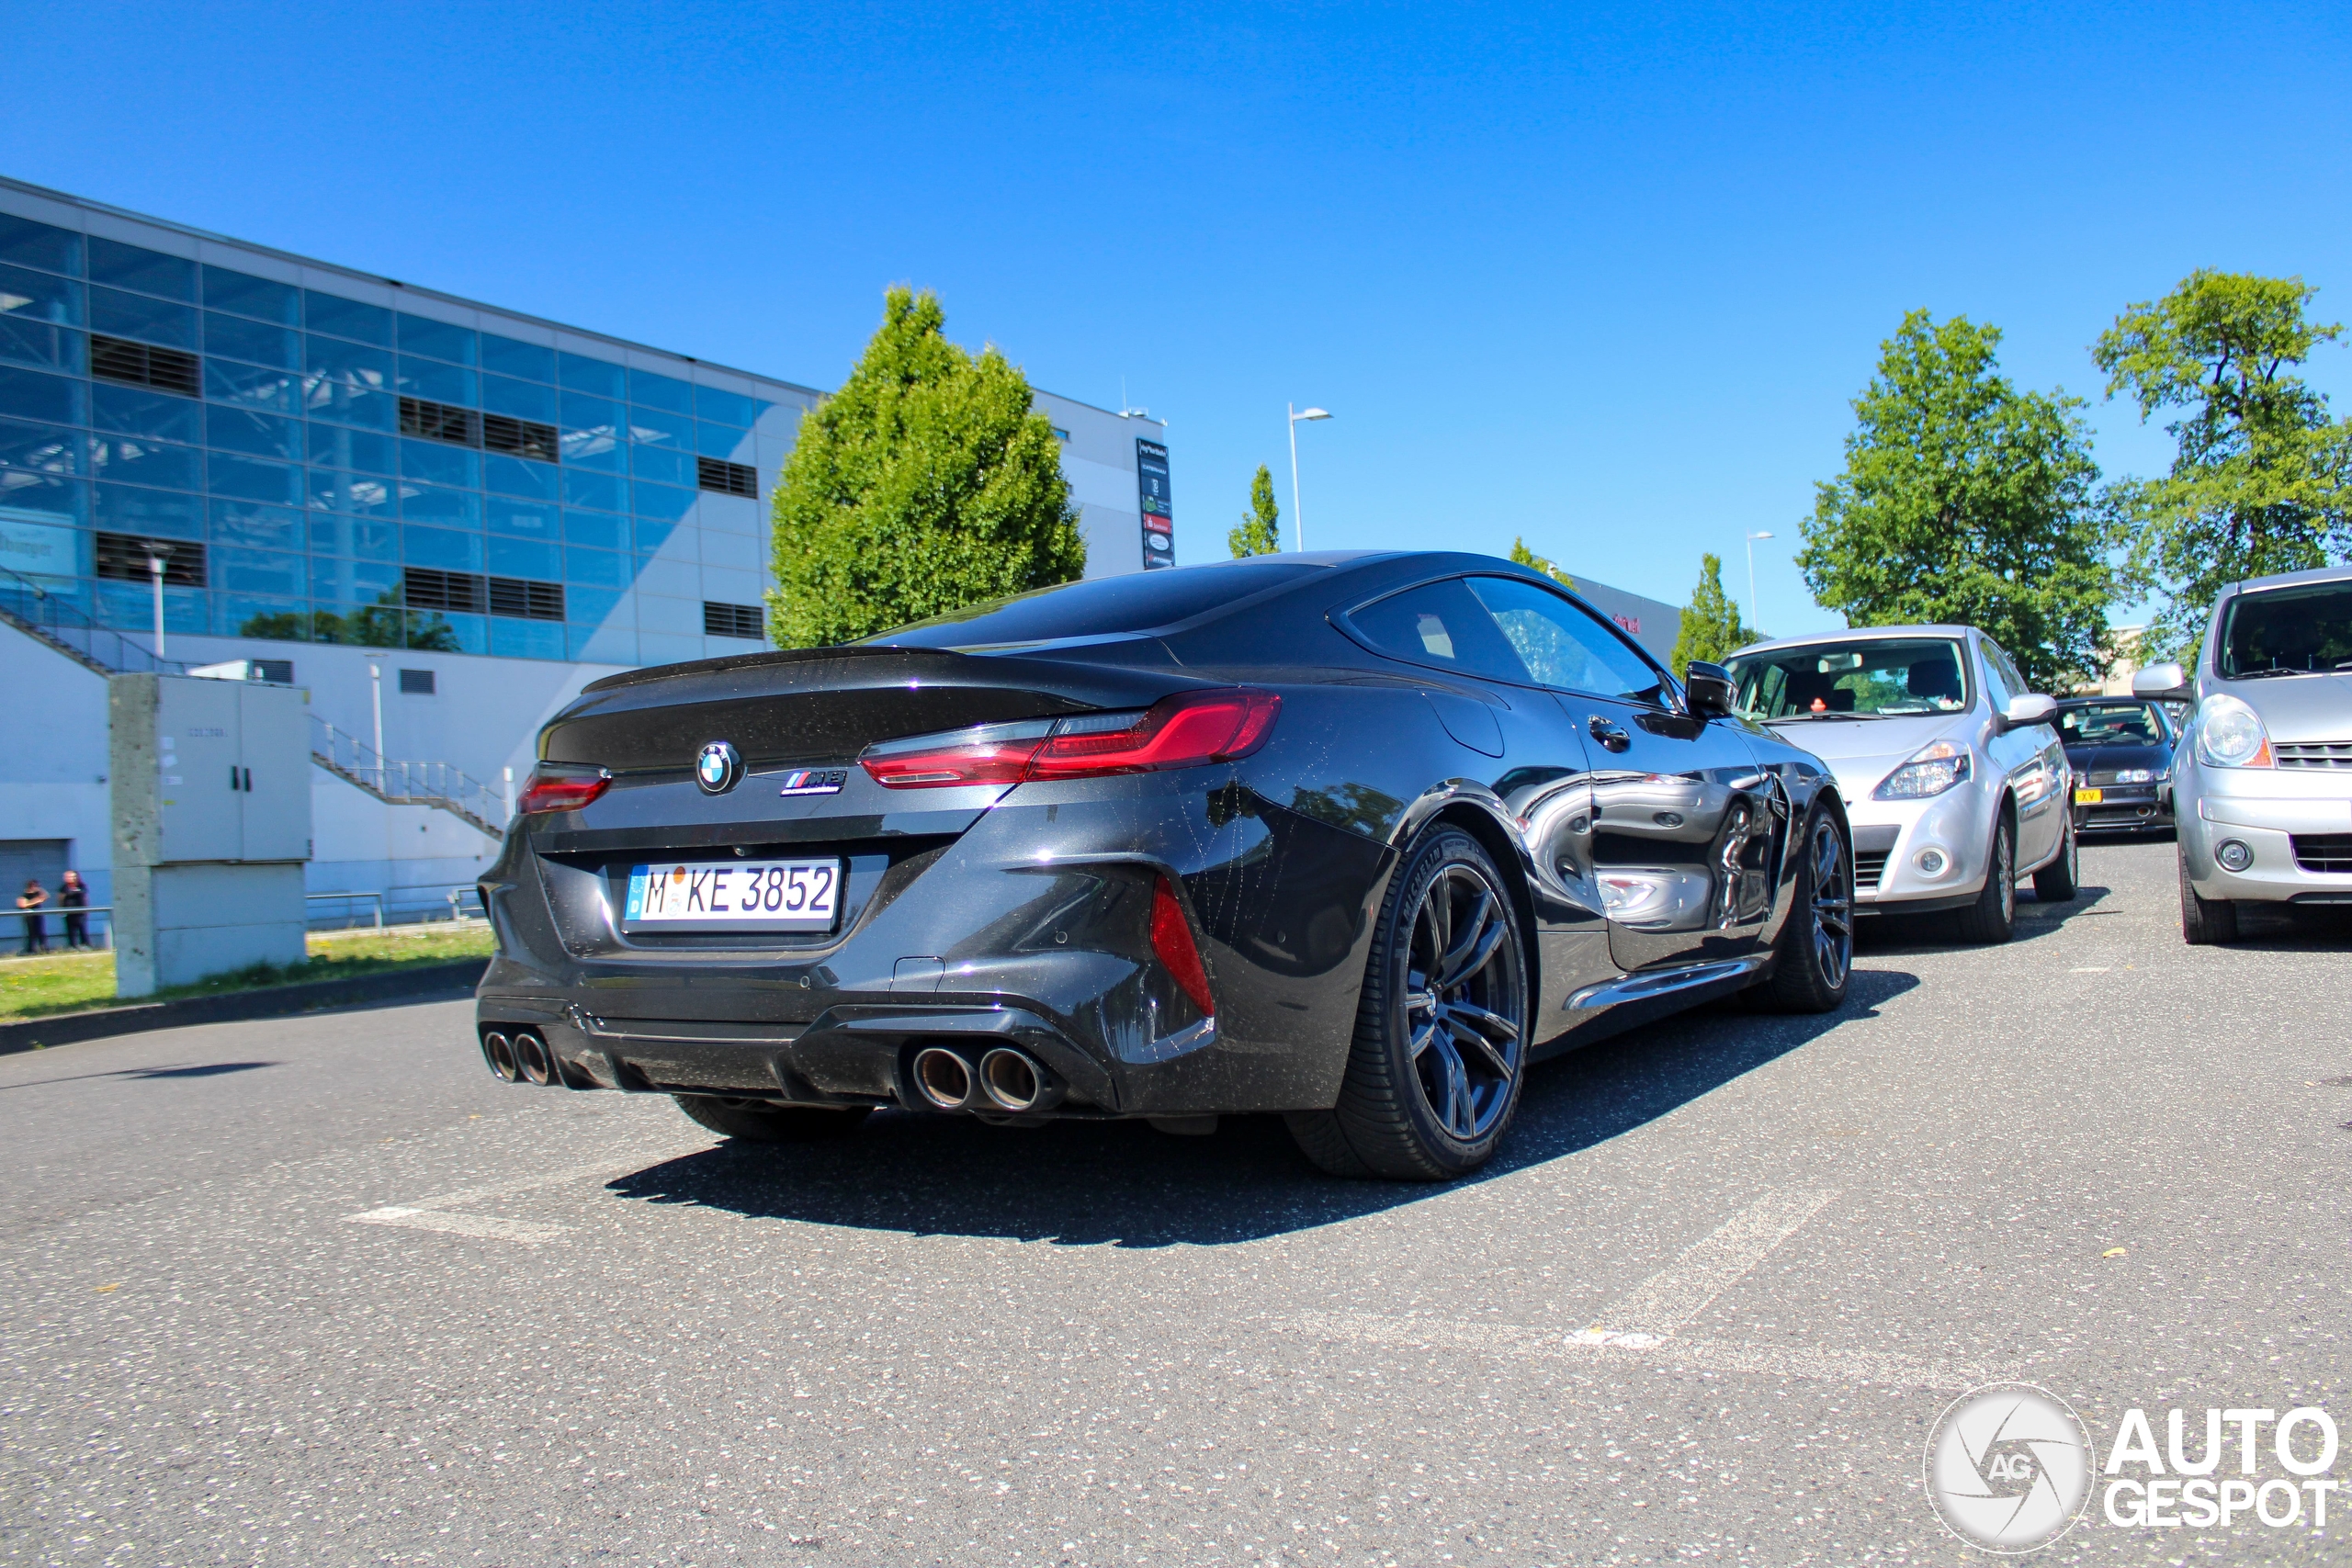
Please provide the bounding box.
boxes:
[1588,715,1632,753]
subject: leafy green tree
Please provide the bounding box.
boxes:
[1796,310,2115,692]
[2094,270,2352,659]
[1229,464,1282,557]
[1669,552,1752,670]
[1510,536,1574,590]
[768,287,1084,647]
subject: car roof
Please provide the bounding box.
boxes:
[2220,562,2352,596]
[1727,625,1982,658]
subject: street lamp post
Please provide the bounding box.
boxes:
[368,658,386,791]
[1286,404,1331,551]
[1744,531,1774,634]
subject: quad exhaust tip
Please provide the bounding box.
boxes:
[481,1031,520,1083]
[912,1046,973,1110]
[978,1047,1046,1112]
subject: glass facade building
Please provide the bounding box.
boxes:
[0,180,819,667]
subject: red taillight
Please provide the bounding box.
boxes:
[1027,689,1282,779]
[516,772,611,815]
[1150,874,1216,1016]
[860,689,1282,789]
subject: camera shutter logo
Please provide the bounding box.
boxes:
[1925,1382,2091,1552]
[695,740,742,796]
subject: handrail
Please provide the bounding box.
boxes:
[309,716,507,840]
[0,564,186,676]
[3,903,113,948]
[306,891,386,930]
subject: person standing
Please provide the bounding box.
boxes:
[58,871,89,951]
[15,878,48,955]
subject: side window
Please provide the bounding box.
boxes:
[1346,577,1532,684]
[1464,575,1668,703]
[1978,641,2017,709]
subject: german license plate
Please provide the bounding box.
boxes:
[2075,787,2103,805]
[623,858,841,931]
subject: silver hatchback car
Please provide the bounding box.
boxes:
[2133,563,2352,943]
[1725,626,2076,942]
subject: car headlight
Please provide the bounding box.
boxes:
[1874,739,1973,800]
[2115,768,2154,784]
[2195,694,2273,768]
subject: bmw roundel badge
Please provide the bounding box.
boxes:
[695,740,742,795]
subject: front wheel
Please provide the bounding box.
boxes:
[1286,825,1529,1181]
[1756,804,1853,1013]
[2178,849,2239,945]
[2032,815,2080,903]
[1954,816,2018,944]
[674,1096,872,1143]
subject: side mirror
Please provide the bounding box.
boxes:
[1999,694,2058,732]
[2132,661,2192,702]
[1685,660,1736,718]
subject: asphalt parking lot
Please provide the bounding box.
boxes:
[2,836,2346,1566]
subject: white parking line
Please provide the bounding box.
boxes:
[342,1147,701,1246]
[1576,1186,1841,1343]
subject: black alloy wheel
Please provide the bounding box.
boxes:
[1758,804,1853,1012]
[1287,826,1529,1180]
[1955,815,2017,944]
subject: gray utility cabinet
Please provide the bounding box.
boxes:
[110,673,314,997]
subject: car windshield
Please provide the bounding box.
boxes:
[866,558,1327,649]
[1724,637,1971,718]
[2057,702,2166,746]
[2217,581,2352,679]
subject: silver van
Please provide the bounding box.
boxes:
[1726,626,2075,942]
[2134,563,2352,943]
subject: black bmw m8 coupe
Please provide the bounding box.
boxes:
[474,551,1852,1179]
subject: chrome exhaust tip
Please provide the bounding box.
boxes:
[514,1032,554,1087]
[912,1046,974,1111]
[978,1047,1046,1112]
[482,1031,521,1083]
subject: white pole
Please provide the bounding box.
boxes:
[1287,403,1305,553]
[1747,536,1758,631]
[147,555,166,657]
[369,661,384,791]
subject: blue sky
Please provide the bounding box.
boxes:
[13,1,2349,636]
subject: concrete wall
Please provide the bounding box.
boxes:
[0,620,114,909]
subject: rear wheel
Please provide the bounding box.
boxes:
[1756,804,1852,1013]
[1286,826,1529,1181]
[673,1095,872,1142]
[2032,815,2080,902]
[1954,816,2017,944]
[2178,848,2240,945]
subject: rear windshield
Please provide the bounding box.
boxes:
[865,559,1328,649]
[2217,581,2352,679]
[1725,637,1971,718]
[2057,702,2167,746]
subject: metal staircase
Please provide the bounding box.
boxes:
[310,717,508,841]
[1,565,506,841]
[0,564,186,677]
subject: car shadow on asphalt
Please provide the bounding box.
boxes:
[601,968,1920,1248]
[1853,883,2119,955]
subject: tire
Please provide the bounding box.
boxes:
[673,1095,872,1143]
[1954,815,2017,944]
[1756,803,1853,1013]
[1285,825,1530,1181]
[2178,848,2240,945]
[2032,815,2080,903]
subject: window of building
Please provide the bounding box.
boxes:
[89,334,199,397]
[487,576,564,621]
[481,412,560,464]
[95,532,207,586]
[399,395,481,448]
[704,601,765,640]
[398,668,435,695]
[402,567,487,615]
[695,456,758,498]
